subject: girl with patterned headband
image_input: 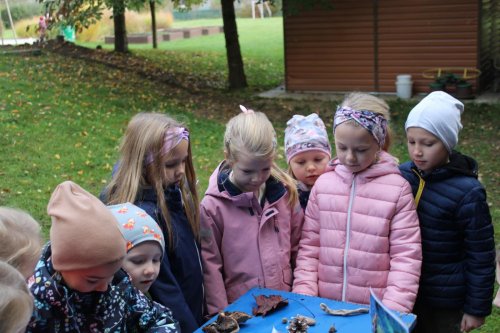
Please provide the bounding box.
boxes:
[293,92,422,313]
[102,112,204,333]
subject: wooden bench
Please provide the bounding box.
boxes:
[422,67,481,80]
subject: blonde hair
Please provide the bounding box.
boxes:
[224,111,298,206]
[0,261,33,333]
[104,113,199,250]
[0,207,42,279]
[340,92,392,151]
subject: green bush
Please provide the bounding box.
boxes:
[1,3,43,28]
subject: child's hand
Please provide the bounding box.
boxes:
[460,313,484,332]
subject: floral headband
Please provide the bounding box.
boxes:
[145,127,189,165]
[334,106,387,147]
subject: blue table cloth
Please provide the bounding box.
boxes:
[196,287,416,332]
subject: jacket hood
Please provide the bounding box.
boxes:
[327,150,401,183]
[204,161,286,207]
[445,151,478,178]
[405,151,478,180]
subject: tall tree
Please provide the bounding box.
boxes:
[221,0,247,89]
[109,0,128,52]
[150,1,158,48]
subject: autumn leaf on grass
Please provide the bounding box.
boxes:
[252,294,288,317]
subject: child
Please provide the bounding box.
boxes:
[0,261,33,333]
[110,202,165,294]
[0,206,43,279]
[27,181,178,332]
[284,113,331,210]
[200,105,304,316]
[400,91,495,333]
[293,92,422,313]
[494,249,500,308]
[102,112,204,332]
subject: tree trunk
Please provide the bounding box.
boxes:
[150,1,157,49]
[113,2,128,53]
[221,0,247,89]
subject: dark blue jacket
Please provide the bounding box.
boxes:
[136,185,204,333]
[399,152,495,317]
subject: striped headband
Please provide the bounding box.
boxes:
[334,106,387,147]
[145,127,189,165]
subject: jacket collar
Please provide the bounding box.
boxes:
[139,184,183,209]
[328,150,400,183]
[411,151,478,180]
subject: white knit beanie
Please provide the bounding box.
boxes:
[405,91,464,153]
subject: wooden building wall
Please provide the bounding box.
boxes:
[479,0,500,90]
[284,0,481,94]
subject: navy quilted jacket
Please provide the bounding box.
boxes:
[399,152,495,317]
[136,185,204,333]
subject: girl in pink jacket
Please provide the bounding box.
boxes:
[200,106,304,316]
[293,92,422,313]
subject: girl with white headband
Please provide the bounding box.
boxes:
[102,112,204,333]
[200,106,304,316]
[293,92,422,313]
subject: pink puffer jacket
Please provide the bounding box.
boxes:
[292,151,421,313]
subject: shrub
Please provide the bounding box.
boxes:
[14,17,39,38]
[1,3,43,28]
[77,10,113,42]
[77,9,173,42]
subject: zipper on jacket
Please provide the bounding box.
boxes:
[342,176,357,301]
[193,239,205,319]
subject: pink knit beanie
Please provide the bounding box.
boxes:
[48,181,126,271]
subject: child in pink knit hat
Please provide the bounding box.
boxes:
[284,113,331,210]
[26,181,179,333]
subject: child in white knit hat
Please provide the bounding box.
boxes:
[399,91,495,333]
[109,202,165,294]
[284,113,331,210]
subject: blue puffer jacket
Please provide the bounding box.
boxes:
[135,185,204,333]
[399,152,495,317]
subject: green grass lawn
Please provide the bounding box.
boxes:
[80,17,284,89]
[1,16,500,330]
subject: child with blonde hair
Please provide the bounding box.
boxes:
[110,202,165,294]
[284,113,331,210]
[293,92,422,313]
[27,181,178,332]
[200,105,304,315]
[102,112,204,332]
[0,261,33,333]
[0,206,43,279]
[400,91,495,333]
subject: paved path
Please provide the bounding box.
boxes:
[1,38,37,45]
